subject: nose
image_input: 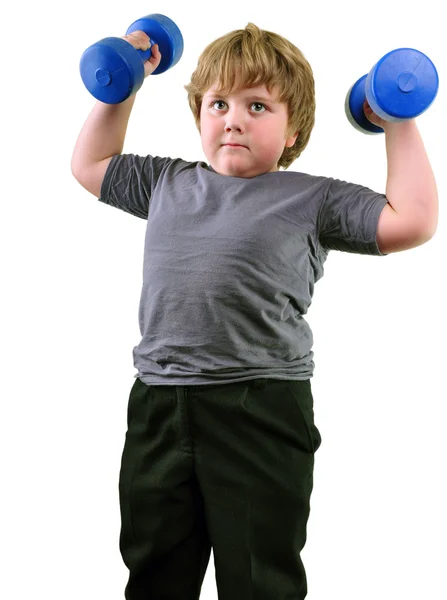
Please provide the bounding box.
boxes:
[224,106,245,132]
[225,122,242,132]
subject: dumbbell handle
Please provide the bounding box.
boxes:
[135,39,157,63]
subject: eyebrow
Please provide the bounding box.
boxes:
[206,93,276,103]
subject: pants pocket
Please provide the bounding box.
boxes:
[285,380,322,453]
[126,378,151,428]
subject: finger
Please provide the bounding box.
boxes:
[131,31,151,48]
[150,44,161,59]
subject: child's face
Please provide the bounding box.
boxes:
[200,83,298,178]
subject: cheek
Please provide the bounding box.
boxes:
[203,123,220,147]
[261,125,287,154]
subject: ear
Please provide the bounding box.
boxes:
[285,131,299,148]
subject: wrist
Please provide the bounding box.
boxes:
[382,118,417,135]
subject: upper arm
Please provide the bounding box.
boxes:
[72,156,114,198]
[376,202,433,254]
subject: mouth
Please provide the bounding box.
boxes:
[223,144,247,148]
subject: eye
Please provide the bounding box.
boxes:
[210,100,267,112]
[212,100,227,110]
[251,102,266,113]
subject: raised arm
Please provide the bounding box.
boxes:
[71,33,161,197]
[365,101,438,253]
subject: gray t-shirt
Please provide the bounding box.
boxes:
[99,154,388,386]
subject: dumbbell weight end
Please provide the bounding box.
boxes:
[345,75,384,134]
[126,14,184,74]
[80,37,147,104]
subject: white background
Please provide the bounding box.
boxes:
[1,0,446,598]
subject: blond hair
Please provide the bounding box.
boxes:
[184,23,315,169]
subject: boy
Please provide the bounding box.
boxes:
[71,23,438,600]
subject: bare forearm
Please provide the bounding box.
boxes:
[384,120,438,235]
[71,95,136,171]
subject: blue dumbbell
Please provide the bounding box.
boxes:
[345,48,439,134]
[80,13,184,104]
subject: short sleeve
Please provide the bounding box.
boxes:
[318,177,389,256]
[99,153,174,219]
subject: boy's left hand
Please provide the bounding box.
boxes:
[363,99,388,130]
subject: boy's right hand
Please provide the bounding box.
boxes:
[121,31,162,78]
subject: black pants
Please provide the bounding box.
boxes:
[118,377,322,599]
